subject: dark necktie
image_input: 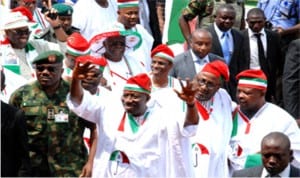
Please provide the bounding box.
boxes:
[254,33,269,76]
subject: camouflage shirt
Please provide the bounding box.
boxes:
[9,79,94,177]
[181,0,214,21]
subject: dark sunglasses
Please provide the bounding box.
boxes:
[36,65,60,73]
[108,41,126,47]
[10,29,31,36]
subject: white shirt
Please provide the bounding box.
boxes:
[261,164,290,178]
[190,49,210,74]
[248,29,267,69]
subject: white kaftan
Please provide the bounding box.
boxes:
[67,90,196,177]
[101,56,146,96]
[190,88,233,178]
[229,102,300,171]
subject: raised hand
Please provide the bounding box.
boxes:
[73,61,95,80]
[173,78,197,105]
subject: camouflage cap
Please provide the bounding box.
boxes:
[32,50,64,64]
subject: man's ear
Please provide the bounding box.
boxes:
[289,150,294,162]
[117,10,120,15]
[146,94,151,102]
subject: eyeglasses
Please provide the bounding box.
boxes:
[10,29,31,36]
[36,65,60,73]
[109,41,126,47]
[197,78,218,90]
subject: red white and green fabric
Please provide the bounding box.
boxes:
[191,143,210,177]
[238,77,267,90]
[90,30,142,56]
[117,0,138,8]
[118,112,150,133]
[66,45,91,57]
[123,83,150,94]
[190,89,233,178]
[162,0,189,45]
[153,51,174,62]
[1,38,37,78]
[108,150,130,175]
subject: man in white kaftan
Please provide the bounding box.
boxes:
[229,69,300,173]
[112,0,154,72]
[1,12,60,93]
[189,60,233,178]
[89,30,146,96]
[67,70,199,177]
[147,44,183,110]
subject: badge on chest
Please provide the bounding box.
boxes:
[47,105,69,123]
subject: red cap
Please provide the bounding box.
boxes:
[124,73,152,94]
[236,69,267,90]
[67,32,91,56]
[202,60,229,81]
[151,44,174,62]
[11,6,35,22]
[76,55,107,71]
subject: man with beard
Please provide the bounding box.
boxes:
[189,60,233,178]
[233,132,300,177]
[9,50,96,177]
[228,69,300,173]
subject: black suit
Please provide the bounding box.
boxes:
[242,29,281,102]
[232,165,300,177]
[207,25,247,101]
[283,39,300,119]
[1,101,31,176]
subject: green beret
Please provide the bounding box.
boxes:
[32,50,64,64]
[52,3,73,16]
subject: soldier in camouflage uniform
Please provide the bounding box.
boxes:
[179,0,214,42]
[9,50,95,177]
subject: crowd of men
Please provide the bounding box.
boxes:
[1,0,300,177]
